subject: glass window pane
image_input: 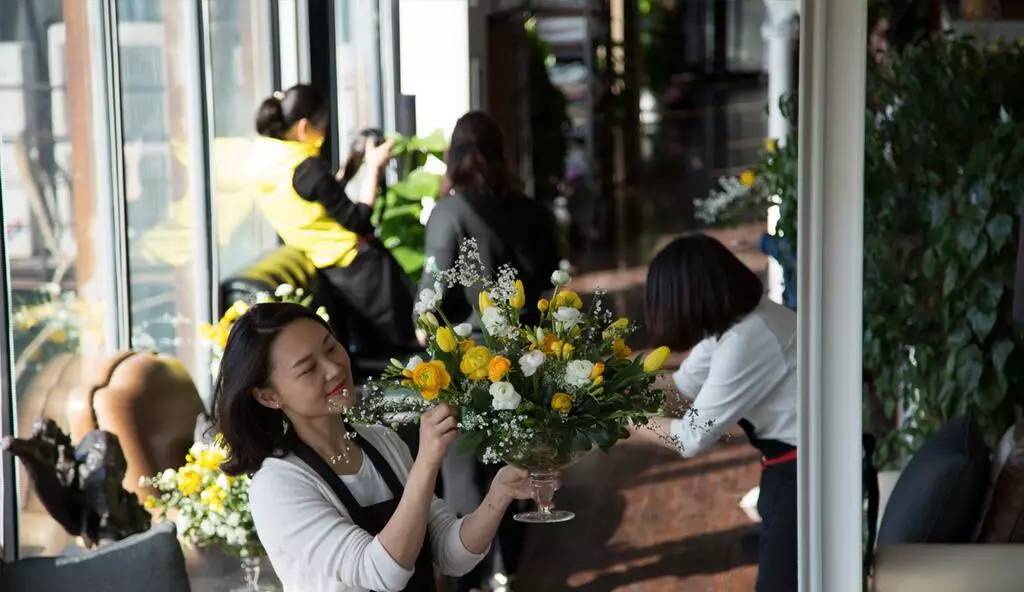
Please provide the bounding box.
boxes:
[117,0,205,379]
[207,0,279,293]
[1,0,118,556]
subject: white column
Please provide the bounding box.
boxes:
[762,0,799,141]
[796,0,867,590]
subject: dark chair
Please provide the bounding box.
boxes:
[0,523,190,592]
[219,245,399,380]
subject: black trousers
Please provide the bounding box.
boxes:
[318,240,418,354]
[756,461,798,592]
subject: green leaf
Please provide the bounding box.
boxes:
[968,236,989,269]
[922,248,937,279]
[992,339,1014,373]
[955,345,983,391]
[967,308,997,341]
[986,213,1014,251]
[957,225,978,251]
[943,263,960,297]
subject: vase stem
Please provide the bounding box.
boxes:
[530,470,559,514]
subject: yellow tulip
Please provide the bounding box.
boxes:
[411,361,452,400]
[435,327,457,353]
[551,392,573,414]
[478,291,493,313]
[510,280,526,309]
[603,317,630,339]
[643,346,671,372]
[487,356,512,382]
[460,346,493,381]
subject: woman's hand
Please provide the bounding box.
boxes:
[417,404,459,469]
[363,137,395,170]
[488,466,534,503]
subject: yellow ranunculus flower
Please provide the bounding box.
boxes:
[478,291,493,313]
[612,338,632,358]
[551,392,573,414]
[412,361,451,400]
[537,298,549,312]
[200,484,228,513]
[435,327,457,353]
[590,362,605,379]
[510,280,526,309]
[176,466,202,497]
[643,346,671,372]
[460,346,493,381]
[487,356,512,382]
[739,169,756,187]
[196,447,227,471]
[552,290,583,310]
[459,339,476,353]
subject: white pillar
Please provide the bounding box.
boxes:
[762,0,799,141]
[796,0,867,590]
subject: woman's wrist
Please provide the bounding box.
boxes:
[483,486,514,511]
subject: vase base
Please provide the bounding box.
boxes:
[513,509,575,523]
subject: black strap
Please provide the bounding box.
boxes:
[863,433,880,577]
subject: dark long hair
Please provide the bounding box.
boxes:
[255,84,330,140]
[340,128,385,184]
[443,111,514,198]
[215,302,335,475]
[645,234,764,352]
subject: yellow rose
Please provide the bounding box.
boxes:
[200,485,227,513]
[478,291,493,313]
[412,361,451,400]
[176,466,202,497]
[590,362,605,379]
[537,298,549,312]
[643,346,671,372]
[510,280,526,309]
[551,392,573,414]
[460,346,493,381]
[612,338,632,359]
[435,327,457,353]
[764,138,778,154]
[487,356,512,382]
[552,290,583,310]
[196,447,227,471]
[739,169,756,187]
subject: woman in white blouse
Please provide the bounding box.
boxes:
[214,302,531,592]
[638,234,797,592]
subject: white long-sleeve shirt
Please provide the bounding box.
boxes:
[670,297,798,458]
[249,425,488,592]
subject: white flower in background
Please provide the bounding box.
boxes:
[481,306,513,338]
[420,197,437,225]
[519,350,545,377]
[551,270,570,286]
[200,519,217,537]
[274,283,295,298]
[553,307,582,329]
[42,282,61,297]
[565,360,595,387]
[490,382,522,410]
[226,512,241,527]
[315,306,330,322]
[158,469,176,489]
[413,283,444,316]
[454,323,473,338]
[405,355,424,371]
[255,291,272,303]
[423,154,448,175]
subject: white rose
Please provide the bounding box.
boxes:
[553,307,582,329]
[551,270,571,286]
[454,323,473,338]
[481,306,511,338]
[519,350,546,377]
[274,283,295,298]
[565,360,595,387]
[490,382,522,410]
[405,355,424,371]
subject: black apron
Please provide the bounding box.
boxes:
[288,427,436,592]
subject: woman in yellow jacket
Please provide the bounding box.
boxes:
[250,84,416,354]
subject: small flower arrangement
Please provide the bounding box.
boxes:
[694,138,782,227]
[141,439,263,558]
[350,239,698,467]
[199,283,329,379]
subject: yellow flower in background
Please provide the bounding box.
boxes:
[224,300,249,323]
[537,298,549,312]
[739,169,757,187]
[612,338,632,359]
[487,356,512,382]
[176,466,202,496]
[551,392,573,414]
[144,496,158,511]
[590,362,606,379]
[460,346,493,381]
[200,484,228,513]
[435,327,457,353]
[195,446,227,471]
[552,290,583,310]
[510,280,526,309]
[592,375,605,387]
[411,361,451,400]
[603,317,629,339]
[764,138,778,154]
[478,291,493,313]
[538,332,558,354]
[643,346,671,372]
[50,329,68,344]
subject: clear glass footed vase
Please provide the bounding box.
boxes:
[229,555,274,592]
[502,431,584,524]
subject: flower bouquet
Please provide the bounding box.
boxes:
[349,239,689,523]
[142,439,270,591]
